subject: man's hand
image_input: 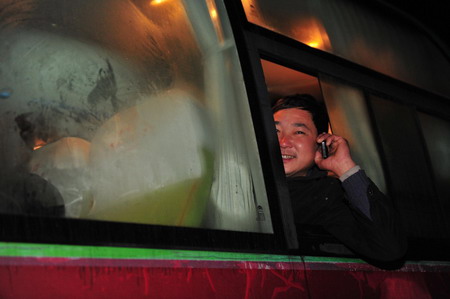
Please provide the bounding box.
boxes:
[315,133,356,177]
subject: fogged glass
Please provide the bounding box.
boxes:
[0,0,272,233]
[319,76,386,193]
[241,0,450,98]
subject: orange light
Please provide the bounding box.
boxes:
[206,0,224,42]
[33,138,46,150]
[210,8,217,19]
[293,18,331,51]
[307,42,320,48]
[150,0,165,5]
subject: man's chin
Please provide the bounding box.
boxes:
[283,162,297,176]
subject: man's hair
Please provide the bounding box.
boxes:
[272,94,329,134]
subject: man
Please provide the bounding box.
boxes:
[273,94,406,262]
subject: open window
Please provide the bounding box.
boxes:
[261,60,386,191]
[261,59,382,254]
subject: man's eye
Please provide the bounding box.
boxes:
[295,131,305,135]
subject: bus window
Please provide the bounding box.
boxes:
[368,95,447,238]
[0,0,272,234]
[261,59,386,195]
[417,112,450,234]
[261,60,406,260]
[241,0,450,98]
[262,64,387,195]
[319,76,386,193]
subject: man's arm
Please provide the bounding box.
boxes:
[340,166,372,219]
[313,133,407,262]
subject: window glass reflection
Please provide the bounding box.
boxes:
[242,0,450,97]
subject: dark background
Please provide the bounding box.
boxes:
[383,0,450,50]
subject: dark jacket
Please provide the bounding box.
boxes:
[287,168,406,262]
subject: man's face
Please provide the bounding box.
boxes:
[274,108,318,177]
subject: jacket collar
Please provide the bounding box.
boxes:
[286,166,327,182]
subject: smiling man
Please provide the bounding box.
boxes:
[273,94,406,263]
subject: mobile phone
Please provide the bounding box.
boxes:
[320,141,329,159]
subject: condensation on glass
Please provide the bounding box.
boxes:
[241,0,450,98]
[0,0,273,233]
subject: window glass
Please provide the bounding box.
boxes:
[0,0,272,233]
[368,95,447,238]
[242,0,450,98]
[417,112,450,233]
[319,76,386,193]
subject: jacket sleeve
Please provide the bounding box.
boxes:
[321,171,407,262]
[340,168,371,219]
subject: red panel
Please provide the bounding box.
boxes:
[1,262,449,298]
[0,265,308,299]
[306,269,450,299]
